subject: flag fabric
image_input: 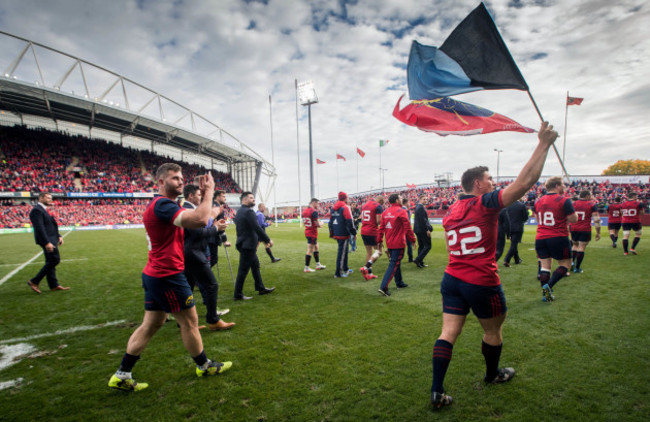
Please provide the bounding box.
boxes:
[393,95,534,136]
[356,147,366,158]
[406,183,417,188]
[316,159,326,164]
[336,153,346,161]
[379,139,390,147]
[407,3,528,100]
[567,96,583,106]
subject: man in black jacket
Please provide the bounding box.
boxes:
[502,199,529,267]
[207,189,230,269]
[413,194,433,268]
[183,185,235,330]
[233,192,275,300]
[27,192,69,293]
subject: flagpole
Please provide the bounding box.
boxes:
[379,142,382,191]
[562,90,569,167]
[336,153,340,192]
[269,94,278,228]
[294,79,303,227]
[526,91,570,180]
[356,144,359,193]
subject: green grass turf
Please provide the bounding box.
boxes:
[0,224,648,421]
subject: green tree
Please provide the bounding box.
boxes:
[602,159,650,175]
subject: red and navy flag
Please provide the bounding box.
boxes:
[336,153,346,161]
[407,3,528,99]
[393,95,534,136]
[356,147,366,158]
[567,96,583,106]
[316,158,326,164]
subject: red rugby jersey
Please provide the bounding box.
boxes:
[302,206,319,237]
[377,203,416,249]
[621,200,643,224]
[608,202,623,224]
[570,200,597,232]
[360,200,383,236]
[142,196,186,277]
[443,190,503,287]
[535,193,575,239]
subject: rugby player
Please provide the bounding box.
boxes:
[359,195,385,280]
[569,190,600,273]
[621,192,643,255]
[302,198,326,272]
[607,197,623,248]
[430,122,559,409]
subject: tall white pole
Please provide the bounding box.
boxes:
[336,153,340,192]
[269,94,278,227]
[356,144,359,193]
[295,79,303,227]
[563,90,569,168]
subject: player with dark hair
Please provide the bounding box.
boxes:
[621,192,643,255]
[534,176,578,301]
[109,163,231,392]
[377,194,416,296]
[569,190,600,273]
[430,122,559,409]
[329,192,356,278]
[607,197,623,248]
[359,195,385,280]
[413,194,433,268]
[302,198,326,272]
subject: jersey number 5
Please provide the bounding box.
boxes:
[362,210,372,222]
[447,226,485,256]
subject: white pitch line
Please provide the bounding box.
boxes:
[0,320,127,345]
[0,378,24,391]
[0,258,88,267]
[0,231,73,287]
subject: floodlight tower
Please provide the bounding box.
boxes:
[297,80,318,199]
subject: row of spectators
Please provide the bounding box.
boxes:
[0,125,241,194]
[272,179,650,219]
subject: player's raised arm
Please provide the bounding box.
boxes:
[181,173,215,229]
[501,122,559,207]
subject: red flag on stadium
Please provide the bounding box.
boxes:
[336,153,346,161]
[316,158,326,164]
[567,96,583,106]
[356,147,365,158]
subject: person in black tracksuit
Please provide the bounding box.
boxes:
[413,194,433,268]
[233,191,275,300]
[207,189,229,269]
[495,207,510,263]
[182,185,235,331]
[502,200,529,266]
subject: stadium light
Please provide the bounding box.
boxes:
[297,80,318,199]
[494,148,503,184]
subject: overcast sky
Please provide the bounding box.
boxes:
[0,0,648,204]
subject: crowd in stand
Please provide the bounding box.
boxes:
[0,125,241,194]
[272,179,650,220]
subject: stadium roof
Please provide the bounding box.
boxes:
[0,31,275,188]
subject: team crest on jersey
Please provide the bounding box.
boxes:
[386,222,392,229]
[185,295,194,307]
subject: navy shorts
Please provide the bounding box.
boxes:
[535,237,572,260]
[570,231,592,242]
[142,272,195,313]
[608,222,621,231]
[361,234,377,246]
[622,223,642,232]
[440,273,507,319]
[306,236,318,245]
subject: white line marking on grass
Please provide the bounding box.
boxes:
[0,231,73,287]
[0,377,24,391]
[0,344,37,370]
[0,320,127,345]
[0,258,88,267]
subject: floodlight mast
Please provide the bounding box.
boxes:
[297,80,318,200]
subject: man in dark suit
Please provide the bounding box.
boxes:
[495,208,510,262]
[27,192,69,293]
[502,199,529,267]
[413,194,433,268]
[26,193,69,293]
[233,192,275,300]
[182,185,235,331]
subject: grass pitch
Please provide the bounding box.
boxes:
[0,224,648,421]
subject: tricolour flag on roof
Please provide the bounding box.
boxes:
[407,2,528,100]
